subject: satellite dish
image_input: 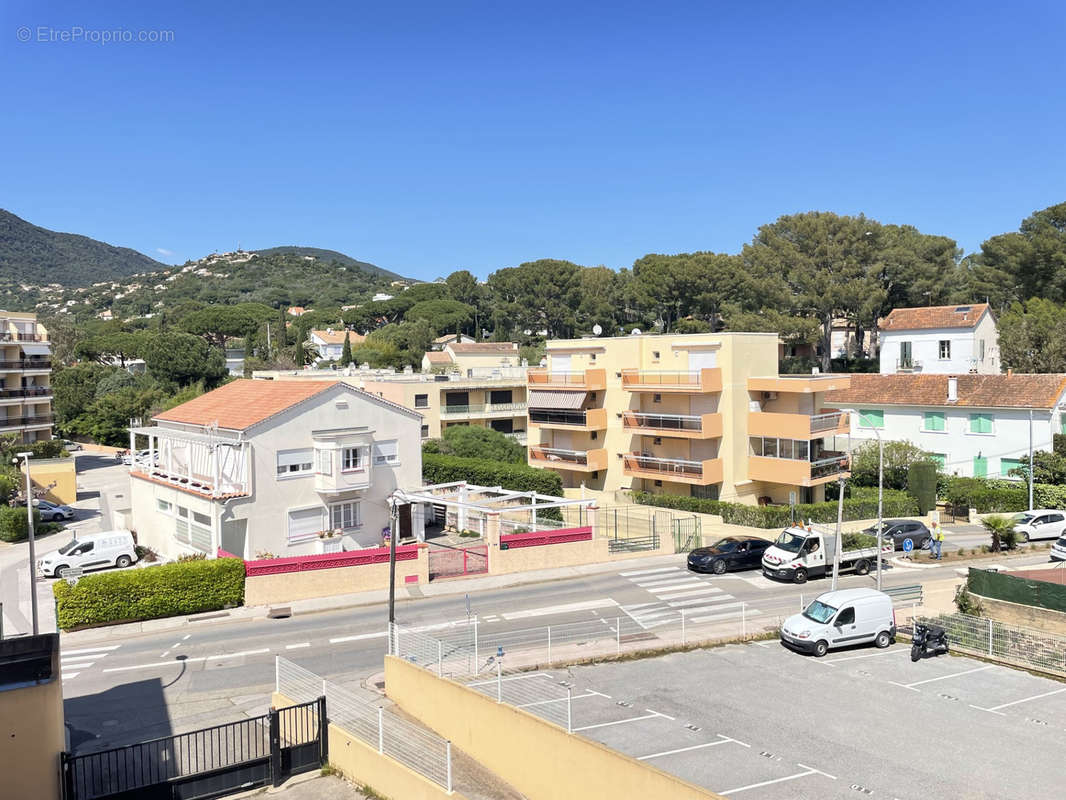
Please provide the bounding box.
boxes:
[631,328,642,336]
[592,324,602,336]
[523,329,532,336]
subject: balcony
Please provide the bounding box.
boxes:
[621,368,722,393]
[622,453,723,485]
[622,411,723,439]
[315,465,371,495]
[748,410,849,440]
[0,387,52,402]
[528,446,608,472]
[528,407,607,431]
[0,415,54,430]
[0,333,45,343]
[527,368,607,391]
[440,401,528,418]
[896,359,922,372]
[0,360,52,372]
[747,374,851,394]
[747,452,850,487]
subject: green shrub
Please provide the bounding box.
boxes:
[53,557,245,630]
[0,506,41,543]
[423,453,564,519]
[842,532,878,549]
[945,477,1028,513]
[907,462,937,515]
[631,488,918,529]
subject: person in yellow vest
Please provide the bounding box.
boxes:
[930,520,945,560]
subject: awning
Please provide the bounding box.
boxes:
[528,389,586,410]
[19,344,51,357]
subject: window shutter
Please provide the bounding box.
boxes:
[288,507,325,543]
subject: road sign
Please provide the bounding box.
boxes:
[63,566,84,586]
[902,538,914,553]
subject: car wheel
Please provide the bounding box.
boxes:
[854,559,870,576]
[52,513,64,522]
[875,630,891,648]
[813,640,829,658]
[1021,532,1030,543]
[53,564,69,578]
[116,555,132,569]
[712,559,726,575]
[794,568,808,584]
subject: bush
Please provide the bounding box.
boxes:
[631,488,919,529]
[907,462,937,515]
[945,477,1027,513]
[423,452,563,497]
[53,557,245,629]
[0,506,41,543]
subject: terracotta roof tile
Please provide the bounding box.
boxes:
[880,304,990,331]
[825,373,1066,410]
[424,351,452,364]
[154,379,338,430]
[310,329,366,345]
[448,342,518,354]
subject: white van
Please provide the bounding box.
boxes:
[38,530,138,578]
[780,588,895,658]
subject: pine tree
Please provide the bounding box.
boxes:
[340,330,353,367]
[294,338,305,367]
[277,306,289,349]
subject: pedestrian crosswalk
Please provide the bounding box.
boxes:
[618,567,760,629]
[60,644,121,681]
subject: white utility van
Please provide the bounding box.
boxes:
[38,530,138,578]
[779,588,896,658]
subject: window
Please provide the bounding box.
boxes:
[156,499,172,513]
[900,341,912,367]
[979,340,986,361]
[287,506,325,544]
[652,351,660,360]
[373,440,399,465]
[414,394,428,408]
[653,437,662,445]
[653,393,662,403]
[276,448,313,477]
[969,413,993,434]
[190,511,212,551]
[342,447,364,471]
[858,410,884,429]
[490,390,513,405]
[835,608,855,626]
[929,453,946,469]
[939,340,951,359]
[316,449,332,476]
[589,353,596,362]
[795,440,809,461]
[590,431,598,440]
[330,501,361,531]
[762,438,778,458]
[421,425,430,437]
[1000,458,1023,477]
[653,479,662,487]
[922,411,946,432]
[779,439,794,459]
[175,505,190,543]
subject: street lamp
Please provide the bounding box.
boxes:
[14,451,39,635]
[838,408,885,590]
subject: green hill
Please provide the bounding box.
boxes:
[0,208,165,286]
[252,246,404,281]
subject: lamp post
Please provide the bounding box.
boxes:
[839,408,884,590]
[15,452,39,635]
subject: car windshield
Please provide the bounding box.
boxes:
[710,539,738,552]
[774,531,807,553]
[1014,513,1034,525]
[57,539,79,555]
[803,600,837,624]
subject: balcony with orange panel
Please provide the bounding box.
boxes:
[747,452,850,487]
[622,453,723,485]
[527,368,607,391]
[528,446,608,473]
[748,410,849,440]
[622,411,723,439]
[621,368,722,393]
[528,406,608,431]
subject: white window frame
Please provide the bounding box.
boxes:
[372,440,399,466]
[316,448,332,476]
[157,498,173,514]
[342,446,365,472]
[330,501,361,531]
[938,340,951,360]
[276,448,313,478]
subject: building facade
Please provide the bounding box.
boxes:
[878,303,999,375]
[527,333,851,504]
[826,373,1066,479]
[129,379,422,560]
[309,329,366,365]
[0,311,53,443]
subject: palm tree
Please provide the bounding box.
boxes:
[981,514,1016,552]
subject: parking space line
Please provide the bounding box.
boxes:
[516,692,599,709]
[638,736,736,760]
[285,642,311,650]
[821,648,909,665]
[63,645,121,656]
[467,673,553,688]
[720,763,836,796]
[572,710,669,731]
[975,686,1066,713]
[646,708,676,720]
[897,664,995,689]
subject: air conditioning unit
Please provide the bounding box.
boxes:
[763,391,778,401]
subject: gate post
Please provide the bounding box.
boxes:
[318,695,329,765]
[60,751,74,800]
[269,706,282,787]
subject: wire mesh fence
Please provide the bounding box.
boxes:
[918,612,1066,675]
[276,657,452,790]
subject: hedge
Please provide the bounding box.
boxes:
[53,557,245,630]
[944,477,1029,513]
[423,452,564,497]
[632,488,919,529]
[0,506,41,543]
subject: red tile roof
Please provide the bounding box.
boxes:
[310,329,366,345]
[880,304,990,332]
[825,373,1066,410]
[154,379,338,430]
[448,342,518,354]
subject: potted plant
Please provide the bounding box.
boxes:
[317,528,344,553]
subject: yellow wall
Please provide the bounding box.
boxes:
[273,692,467,800]
[0,676,64,800]
[24,458,77,505]
[384,655,725,800]
[490,534,672,575]
[245,546,430,606]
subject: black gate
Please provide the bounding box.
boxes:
[62,698,326,800]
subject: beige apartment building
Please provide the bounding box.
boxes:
[527,332,851,504]
[0,311,53,443]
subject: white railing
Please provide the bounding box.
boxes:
[276,657,452,790]
[917,613,1066,675]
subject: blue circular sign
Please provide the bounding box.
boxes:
[902,537,914,553]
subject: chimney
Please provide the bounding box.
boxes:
[1007,368,1013,377]
[947,377,958,403]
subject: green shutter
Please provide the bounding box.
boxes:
[859,409,884,429]
[930,453,946,470]
[969,413,993,434]
[1000,458,1023,478]
[973,456,988,478]
[923,411,945,432]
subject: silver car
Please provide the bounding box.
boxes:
[35,500,75,521]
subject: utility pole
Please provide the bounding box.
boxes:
[16,452,39,635]
[876,432,884,590]
[1028,409,1034,511]
[832,475,844,590]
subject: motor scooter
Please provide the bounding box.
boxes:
[911,622,949,661]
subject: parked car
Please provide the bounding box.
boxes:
[61,439,83,451]
[1012,509,1066,542]
[1051,535,1066,562]
[862,519,931,550]
[37,530,138,578]
[34,500,75,521]
[780,588,896,657]
[688,536,772,574]
[121,449,152,466]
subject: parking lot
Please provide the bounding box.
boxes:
[476,641,1066,798]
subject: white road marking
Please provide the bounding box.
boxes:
[516,692,600,709]
[821,648,909,665]
[638,736,737,760]
[573,710,669,731]
[975,686,1066,712]
[668,595,734,609]
[655,586,725,600]
[160,651,171,658]
[61,671,81,680]
[103,648,271,673]
[502,599,617,620]
[898,664,995,688]
[329,631,386,644]
[61,654,107,664]
[62,645,121,656]
[467,673,553,688]
[720,763,836,795]
[182,634,191,640]
[285,642,311,650]
[634,577,704,589]
[620,567,680,577]
[690,606,758,623]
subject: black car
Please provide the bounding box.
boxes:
[687,536,772,574]
[863,519,931,551]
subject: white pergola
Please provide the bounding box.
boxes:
[129,425,250,498]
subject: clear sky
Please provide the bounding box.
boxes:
[2,1,1064,280]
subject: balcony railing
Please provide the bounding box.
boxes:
[528,407,607,429]
[748,451,850,486]
[527,368,607,390]
[896,359,921,372]
[0,387,52,399]
[440,402,527,416]
[749,410,849,439]
[622,411,723,438]
[622,452,723,484]
[621,368,722,392]
[0,360,51,371]
[810,454,850,480]
[0,333,45,343]
[0,415,54,429]
[528,446,607,471]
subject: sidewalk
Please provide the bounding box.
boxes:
[62,550,689,644]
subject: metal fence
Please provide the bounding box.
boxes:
[276,657,452,790]
[918,612,1066,675]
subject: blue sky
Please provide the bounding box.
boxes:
[2,1,1064,280]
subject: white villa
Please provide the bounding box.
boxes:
[878,303,999,375]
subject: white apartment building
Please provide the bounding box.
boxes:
[308,329,366,365]
[129,379,422,560]
[879,303,999,375]
[826,373,1066,479]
